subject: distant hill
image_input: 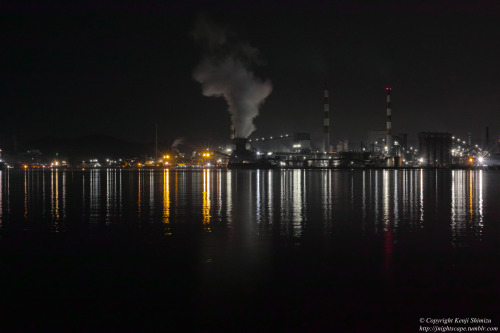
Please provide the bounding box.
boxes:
[20,135,154,160]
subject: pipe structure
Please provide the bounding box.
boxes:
[386,88,392,151]
[323,83,330,152]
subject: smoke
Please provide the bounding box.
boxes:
[171,137,184,148]
[192,16,272,138]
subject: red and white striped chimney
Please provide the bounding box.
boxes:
[386,88,392,149]
[323,83,330,152]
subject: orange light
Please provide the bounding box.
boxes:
[469,158,473,162]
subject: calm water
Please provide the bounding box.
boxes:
[0,169,499,331]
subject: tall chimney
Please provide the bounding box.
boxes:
[230,122,235,140]
[386,88,392,150]
[323,83,330,152]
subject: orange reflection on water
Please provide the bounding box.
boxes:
[163,169,171,235]
[24,170,28,219]
[202,169,211,232]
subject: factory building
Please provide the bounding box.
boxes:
[335,139,349,152]
[367,130,386,153]
[392,133,408,150]
[249,133,311,154]
[418,132,452,167]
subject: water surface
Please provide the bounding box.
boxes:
[0,169,498,331]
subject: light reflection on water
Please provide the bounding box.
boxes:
[0,169,496,247]
[451,170,485,246]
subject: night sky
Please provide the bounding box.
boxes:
[1,0,499,149]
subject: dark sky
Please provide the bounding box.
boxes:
[1,0,499,149]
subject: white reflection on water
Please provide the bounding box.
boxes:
[256,170,261,223]
[267,170,273,223]
[279,170,304,237]
[149,170,154,218]
[62,172,66,221]
[105,169,121,225]
[50,170,60,231]
[393,170,398,226]
[451,170,484,247]
[322,170,332,227]
[226,171,232,225]
[419,169,424,224]
[361,170,366,230]
[216,170,222,219]
[90,170,101,224]
[291,170,304,237]
[382,170,390,229]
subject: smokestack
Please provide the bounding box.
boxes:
[230,122,235,140]
[323,83,330,152]
[386,88,392,150]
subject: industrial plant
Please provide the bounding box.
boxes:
[1,86,498,171]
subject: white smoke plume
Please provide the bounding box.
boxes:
[171,137,184,148]
[192,16,272,138]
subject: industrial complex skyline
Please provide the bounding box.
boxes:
[1,0,499,148]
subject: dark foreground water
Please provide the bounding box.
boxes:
[0,169,499,332]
